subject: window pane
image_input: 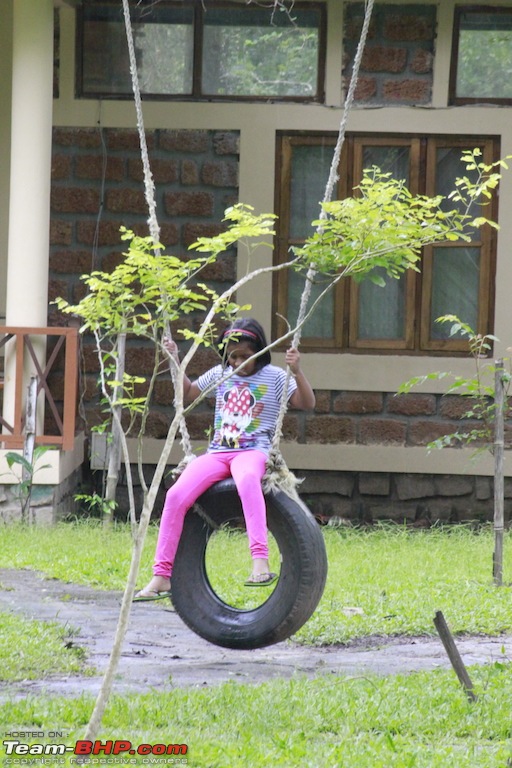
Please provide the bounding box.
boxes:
[456,11,512,100]
[358,270,406,340]
[81,4,193,96]
[275,134,496,353]
[356,146,410,341]
[288,271,334,339]
[362,146,409,183]
[290,145,334,240]
[202,7,321,97]
[430,247,480,339]
[435,147,481,237]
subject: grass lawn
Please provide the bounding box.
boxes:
[1,521,512,766]
[1,665,511,766]
[0,612,86,682]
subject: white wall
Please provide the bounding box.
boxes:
[0,0,13,320]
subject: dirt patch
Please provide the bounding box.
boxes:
[1,567,511,700]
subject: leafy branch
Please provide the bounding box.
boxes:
[398,315,510,455]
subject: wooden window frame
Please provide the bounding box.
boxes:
[420,137,497,352]
[274,132,498,355]
[449,6,512,107]
[273,134,347,349]
[76,0,326,103]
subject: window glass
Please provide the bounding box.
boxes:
[202,7,321,97]
[288,271,334,339]
[287,142,336,339]
[362,146,410,185]
[79,1,323,101]
[454,10,512,102]
[356,145,410,342]
[290,145,333,240]
[430,247,480,339]
[435,146,484,239]
[80,3,194,96]
[357,270,406,341]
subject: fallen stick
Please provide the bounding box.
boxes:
[433,610,477,702]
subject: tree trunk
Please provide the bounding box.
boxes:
[493,358,505,586]
[104,333,126,527]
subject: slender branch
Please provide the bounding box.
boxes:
[94,331,137,536]
[84,409,183,740]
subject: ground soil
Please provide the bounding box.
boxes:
[1,567,511,700]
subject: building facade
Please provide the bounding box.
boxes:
[1,0,512,523]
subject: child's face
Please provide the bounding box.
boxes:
[226,340,257,376]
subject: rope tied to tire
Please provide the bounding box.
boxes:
[121,0,375,648]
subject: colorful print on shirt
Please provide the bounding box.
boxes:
[195,364,297,455]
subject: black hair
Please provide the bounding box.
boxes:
[217,318,271,371]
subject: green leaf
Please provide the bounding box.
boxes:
[5,453,33,474]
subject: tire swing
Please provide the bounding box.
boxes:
[171,479,327,649]
[171,0,376,649]
[122,0,375,649]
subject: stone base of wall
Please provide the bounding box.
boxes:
[0,467,83,524]
[298,470,507,526]
[96,465,508,528]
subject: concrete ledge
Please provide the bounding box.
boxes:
[0,465,82,523]
[125,437,506,477]
[0,431,85,484]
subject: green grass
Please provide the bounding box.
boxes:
[1,664,512,766]
[0,612,86,682]
[2,521,512,766]
[301,523,512,644]
[0,520,139,589]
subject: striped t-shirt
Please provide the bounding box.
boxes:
[196,364,297,455]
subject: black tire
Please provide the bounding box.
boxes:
[171,478,327,649]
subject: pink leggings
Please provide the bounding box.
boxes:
[153,450,268,578]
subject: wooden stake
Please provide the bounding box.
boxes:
[433,611,477,702]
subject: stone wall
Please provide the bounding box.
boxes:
[0,467,82,524]
[300,469,509,526]
[90,386,507,526]
[104,463,506,527]
[344,3,436,105]
[292,391,507,449]
[298,471,512,527]
[48,127,240,431]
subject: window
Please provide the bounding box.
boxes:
[77,1,325,101]
[450,7,512,105]
[273,134,498,354]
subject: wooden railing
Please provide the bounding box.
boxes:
[0,326,78,451]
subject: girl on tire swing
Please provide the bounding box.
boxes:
[134,318,315,602]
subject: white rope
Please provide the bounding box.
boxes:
[121,0,194,461]
[121,0,159,246]
[266,0,375,489]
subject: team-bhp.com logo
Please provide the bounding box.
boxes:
[3,739,188,761]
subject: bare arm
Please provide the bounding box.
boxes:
[285,348,316,411]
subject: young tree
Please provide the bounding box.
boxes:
[398,315,511,586]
